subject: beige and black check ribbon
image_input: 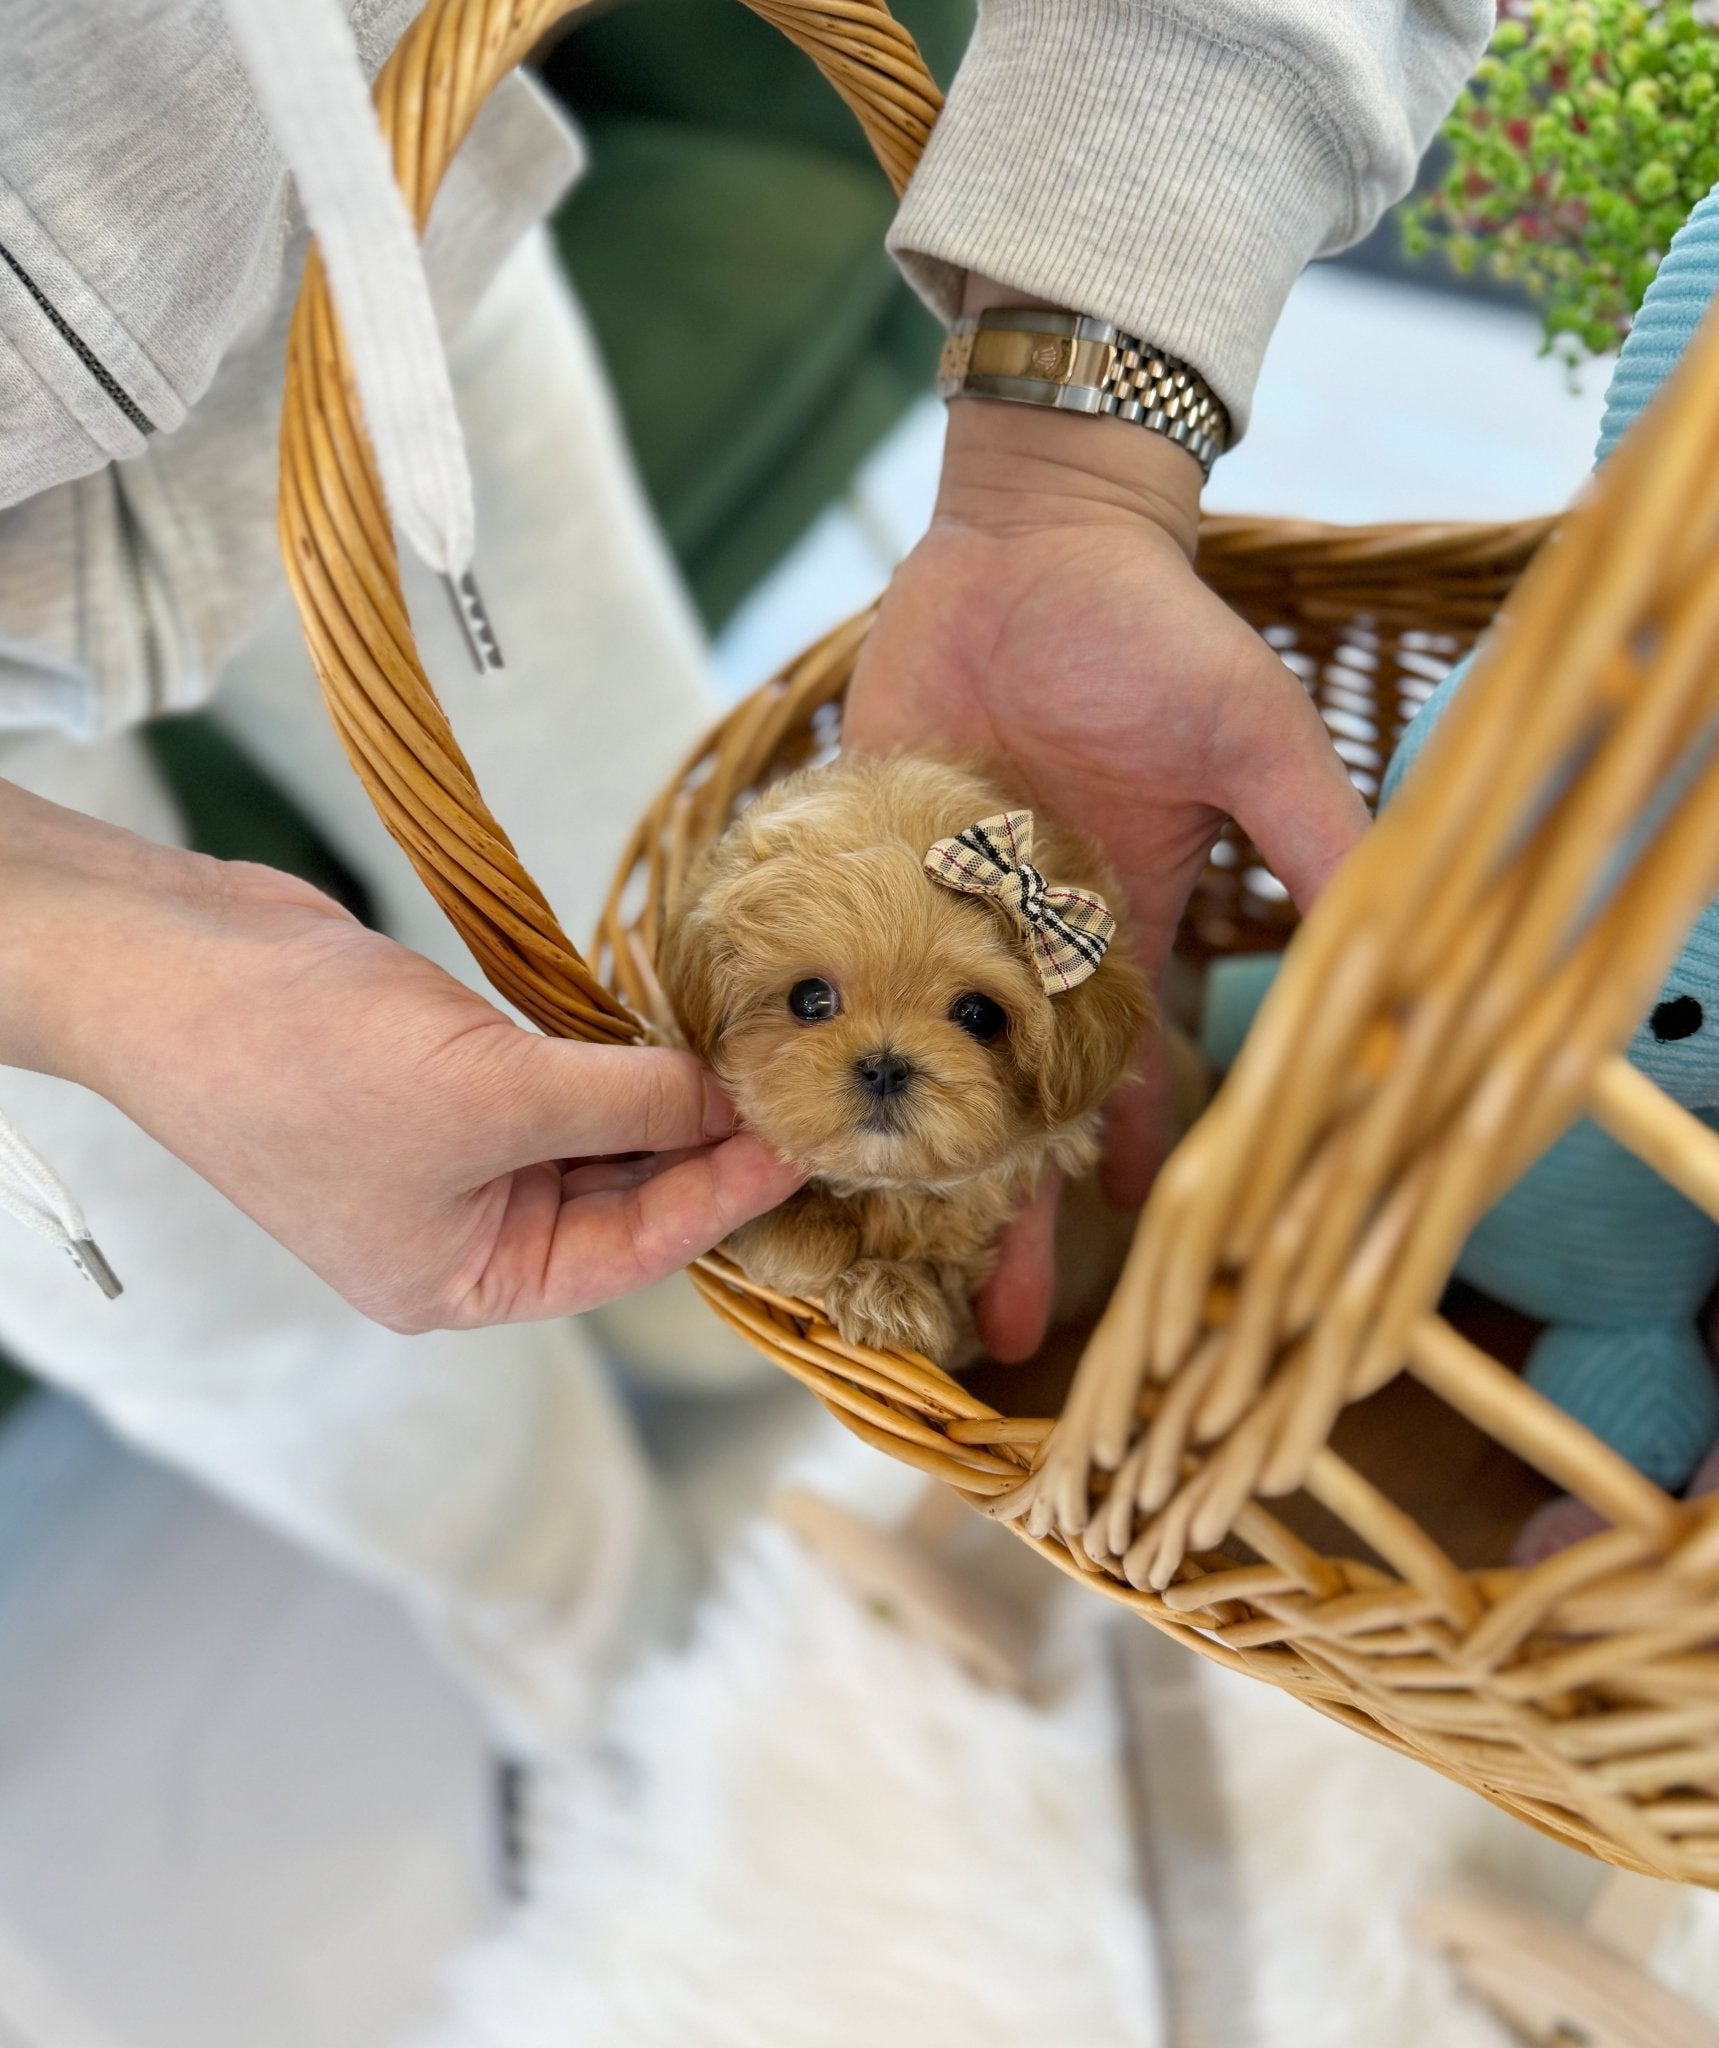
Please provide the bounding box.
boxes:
[923,811,1116,995]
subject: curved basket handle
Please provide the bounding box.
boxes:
[276,0,942,1043]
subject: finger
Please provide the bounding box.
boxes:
[1223,666,1371,913]
[975,1169,1061,1362]
[557,1147,707,1199]
[1100,1028,1168,1210]
[487,1040,737,1173]
[539,1133,805,1314]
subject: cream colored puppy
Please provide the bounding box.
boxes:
[660,754,1149,1364]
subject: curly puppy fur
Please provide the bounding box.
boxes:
[659,753,1150,1363]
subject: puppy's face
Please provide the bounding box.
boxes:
[660,758,1148,1188]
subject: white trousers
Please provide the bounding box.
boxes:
[0,232,720,1751]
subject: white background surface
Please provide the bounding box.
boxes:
[0,1399,497,2048]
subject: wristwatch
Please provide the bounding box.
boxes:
[936,306,1229,480]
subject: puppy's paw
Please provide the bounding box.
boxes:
[824,1259,962,1363]
[727,1196,858,1301]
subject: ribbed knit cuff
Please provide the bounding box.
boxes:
[887,0,1361,443]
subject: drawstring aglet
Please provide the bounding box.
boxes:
[67,1236,124,1300]
[445,569,504,676]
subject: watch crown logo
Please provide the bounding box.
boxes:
[1030,338,1074,380]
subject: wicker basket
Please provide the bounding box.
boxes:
[280,0,1719,1884]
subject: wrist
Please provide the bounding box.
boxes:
[934,395,1202,561]
[0,779,204,1084]
[938,276,1207,557]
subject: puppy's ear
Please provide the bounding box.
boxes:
[1035,949,1152,1130]
[656,790,819,1060]
[663,897,729,1056]
[1018,816,1153,1129]
[658,871,743,1062]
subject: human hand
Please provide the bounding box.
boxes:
[1,782,803,1331]
[846,382,1367,1358]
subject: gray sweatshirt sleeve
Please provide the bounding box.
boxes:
[888,0,1492,441]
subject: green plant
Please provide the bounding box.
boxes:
[1403,0,1719,363]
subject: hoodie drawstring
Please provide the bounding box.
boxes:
[219,0,501,670]
[0,1109,123,1297]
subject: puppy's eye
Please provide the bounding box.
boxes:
[1652,994,1704,1041]
[950,992,1007,1041]
[788,977,841,1023]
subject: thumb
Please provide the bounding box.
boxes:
[975,1169,1061,1362]
[482,1039,737,1173]
[1099,1027,1169,1211]
[1223,662,1371,913]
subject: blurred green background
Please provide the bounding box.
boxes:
[538,0,972,627]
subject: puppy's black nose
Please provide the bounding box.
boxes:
[855,1052,914,1099]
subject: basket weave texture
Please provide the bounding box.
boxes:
[281,0,1719,1884]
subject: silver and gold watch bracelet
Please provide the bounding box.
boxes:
[936,307,1230,480]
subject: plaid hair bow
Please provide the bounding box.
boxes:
[923,811,1116,995]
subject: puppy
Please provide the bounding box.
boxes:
[659,753,1149,1364]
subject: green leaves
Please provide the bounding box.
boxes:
[1402,0,1719,364]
